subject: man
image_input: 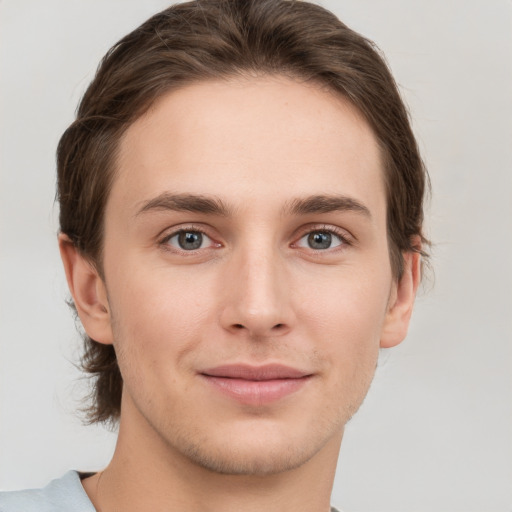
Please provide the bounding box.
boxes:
[0,0,427,510]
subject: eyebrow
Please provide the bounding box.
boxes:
[135,192,371,219]
[136,193,232,217]
[285,194,371,218]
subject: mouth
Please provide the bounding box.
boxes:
[199,364,313,405]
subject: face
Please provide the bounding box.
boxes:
[76,76,412,475]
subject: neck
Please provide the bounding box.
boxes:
[83,396,342,512]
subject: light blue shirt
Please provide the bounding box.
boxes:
[0,471,95,512]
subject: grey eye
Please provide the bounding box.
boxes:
[178,231,203,250]
[168,231,206,250]
[296,230,344,250]
[307,232,332,249]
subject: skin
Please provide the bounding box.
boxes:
[60,76,421,512]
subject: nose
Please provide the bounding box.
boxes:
[219,247,295,338]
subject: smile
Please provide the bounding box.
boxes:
[199,364,313,406]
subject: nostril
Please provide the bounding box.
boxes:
[273,323,284,329]
[234,323,244,329]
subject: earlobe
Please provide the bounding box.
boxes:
[58,234,113,345]
[380,250,422,348]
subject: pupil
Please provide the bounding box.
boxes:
[178,231,202,250]
[308,232,331,249]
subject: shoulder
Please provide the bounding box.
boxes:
[0,471,96,512]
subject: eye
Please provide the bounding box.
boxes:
[296,230,345,250]
[165,230,213,251]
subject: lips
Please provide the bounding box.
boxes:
[199,364,313,405]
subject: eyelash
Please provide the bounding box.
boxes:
[293,225,353,251]
[159,225,218,254]
[158,224,353,255]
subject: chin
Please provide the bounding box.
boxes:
[158,413,345,477]
[175,436,322,476]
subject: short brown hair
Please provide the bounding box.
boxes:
[57,0,429,425]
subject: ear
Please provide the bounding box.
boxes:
[380,249,422,348]
[58,234,113,345]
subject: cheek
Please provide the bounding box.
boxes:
[297,265,390,368]
[106,262,214,369]
[302,264,389,326]
[288,270,385,424]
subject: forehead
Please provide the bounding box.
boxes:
[112,75,385,217]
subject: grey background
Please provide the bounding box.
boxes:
[1,1,511,510]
